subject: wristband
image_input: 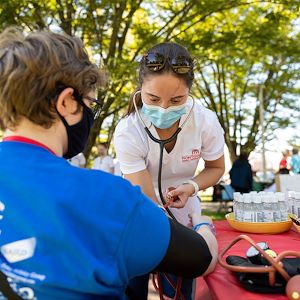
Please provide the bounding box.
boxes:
[193,222,216,236]
[182,179,199,196]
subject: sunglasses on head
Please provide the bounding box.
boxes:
[143,53,193,74]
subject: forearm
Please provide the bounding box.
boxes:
[124,170,159,203]
[193,156,225,191]
[194,168,224,190]
[142,187,159,204]
[196,226,218,275]
[164,156,225,208]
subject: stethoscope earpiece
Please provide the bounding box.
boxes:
[286,275,300,300]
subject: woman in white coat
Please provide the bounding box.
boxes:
[114,42,225,300]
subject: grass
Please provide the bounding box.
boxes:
[202,209,227,220]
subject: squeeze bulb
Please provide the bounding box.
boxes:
[286,275,300,300]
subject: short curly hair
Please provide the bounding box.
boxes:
[0,27,105,129]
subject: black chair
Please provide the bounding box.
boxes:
[217,184,234,213]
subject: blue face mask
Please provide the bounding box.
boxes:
[141,102,187,129]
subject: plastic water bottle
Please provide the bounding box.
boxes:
[261,194,274,222]
[294,192,300,218]
[288,191,295,215]
[275,192,288,221]
[237,194,244,221]
[252,193,263,222]
[270,193,281,222]
[233,192,241,220]
[243,193,254,222]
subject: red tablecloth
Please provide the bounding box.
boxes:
[195,220,300,300]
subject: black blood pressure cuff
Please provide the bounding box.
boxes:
[154,218,212,278]
[226,255,300,294]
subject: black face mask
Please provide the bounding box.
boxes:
[60,105,94,159]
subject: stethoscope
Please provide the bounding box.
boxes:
[133,90,195,220]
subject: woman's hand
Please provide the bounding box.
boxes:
[164,184,195,208]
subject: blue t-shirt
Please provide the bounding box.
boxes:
[0,141,170,299]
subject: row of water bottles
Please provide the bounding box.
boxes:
[233,191,300,223]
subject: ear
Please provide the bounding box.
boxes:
[55,87,78,117]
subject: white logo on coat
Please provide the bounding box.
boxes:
[1,237,36,263]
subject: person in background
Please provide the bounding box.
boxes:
[289,148,300,174]
[68,152,86,168]
[229,152,253,193]
[114,42,225,300]
[0,27,217,300]
[92,142,114,174]
[252,171,263,192]
[264,167,290,192]
[279,150,290,174]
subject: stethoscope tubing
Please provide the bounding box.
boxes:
[145,127,181,220]
[133,91,194,220]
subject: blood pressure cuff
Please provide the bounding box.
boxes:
[226,255,300,294]
[154,218,212,278]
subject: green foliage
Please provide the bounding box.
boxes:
[186,2,300,161]
[0,0,299,161]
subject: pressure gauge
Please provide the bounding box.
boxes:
[246,242,274,265]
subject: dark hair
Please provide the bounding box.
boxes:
[126,42,194,115]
